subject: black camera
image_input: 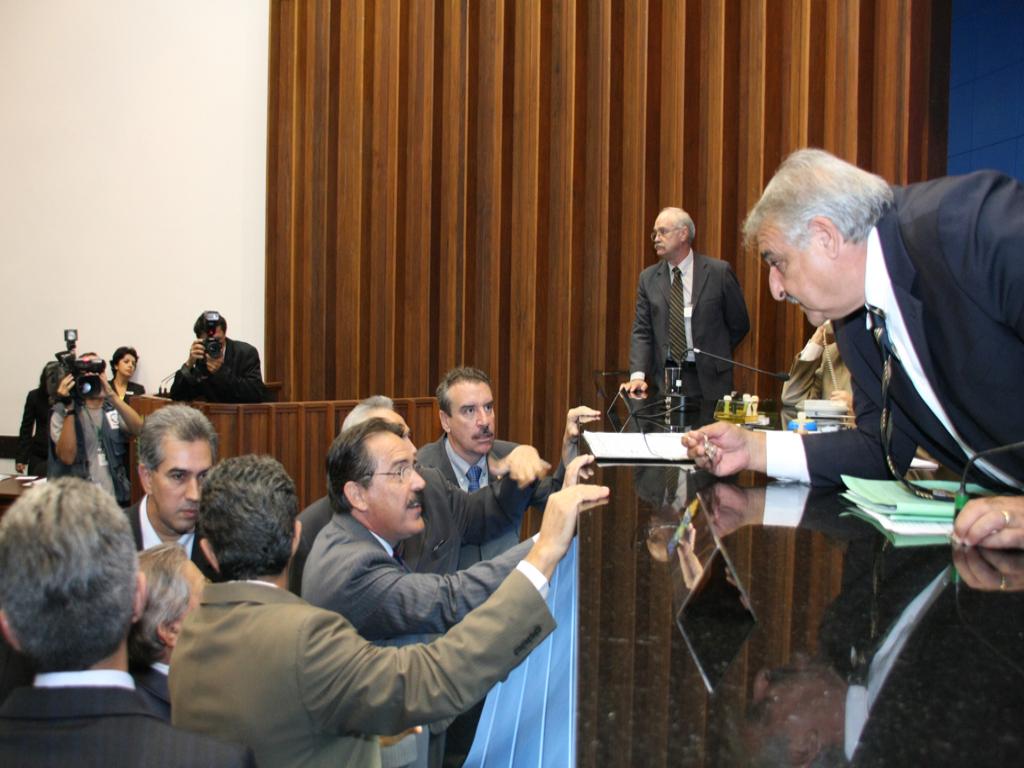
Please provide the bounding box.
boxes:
[54,329,107,400]
[202,311,222,358]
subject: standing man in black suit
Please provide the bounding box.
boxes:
[170,311,269,403]
[417,366,600,566]
[0,478,252,767]
[683,148,1024,549]
[126,404,219,580]
[623,207,750,401]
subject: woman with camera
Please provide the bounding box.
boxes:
[109,345,146,402]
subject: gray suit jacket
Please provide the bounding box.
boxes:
[289,464,534,595]
[302,504,533,641]
[171,574,555,768]
[629,251,750,400]
[416,435,562,567]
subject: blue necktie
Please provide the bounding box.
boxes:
[466,465,483,492]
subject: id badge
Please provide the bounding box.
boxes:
[106,410,121,430]
[97,446,109,467]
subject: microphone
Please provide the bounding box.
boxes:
[690,348,791,382]
[954,440,1024,516]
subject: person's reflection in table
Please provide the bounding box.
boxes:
[634,466,716,564]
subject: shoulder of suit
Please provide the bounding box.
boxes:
[639,261,666,279]
[415,437,446,465]
[227,338,258,355]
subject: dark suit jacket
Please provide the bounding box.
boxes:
[109,380,146,401]
[629,252,750,400]
[131,665,171,722]
[416,435,563,566]
[0,685,253,767]
[302,503,534,641]
[17,387,49,475]
[124,499,219,581]
[804,171,1024,487]
[171,575,555,768]
[169,338,269,404]
[289,465,534,594]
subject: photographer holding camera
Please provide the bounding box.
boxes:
[169,311,270,404]
[49,347,143,508]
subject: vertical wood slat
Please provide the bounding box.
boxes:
[265,0,950,471]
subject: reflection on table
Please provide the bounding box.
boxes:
[576,467,1024,767]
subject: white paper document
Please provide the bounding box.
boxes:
[582,430,692,463]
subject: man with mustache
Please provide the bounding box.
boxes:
[621,207,750,401]
[417,366,600,566]
[301,404,574,641]
[292,419,602,767]
[125,404,219,580]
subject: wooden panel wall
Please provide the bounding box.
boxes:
[265,0,950,463]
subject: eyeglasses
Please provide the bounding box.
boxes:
[370,462,421,484]
[651,226,683,242]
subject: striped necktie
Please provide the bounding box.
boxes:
[669,266,688,362]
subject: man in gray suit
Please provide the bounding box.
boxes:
[289,396,552,595]
[417,367,599,566]
[622,207,750,401]
[171,447,607,768]
[0,478,252,768]
[302,408,592,641]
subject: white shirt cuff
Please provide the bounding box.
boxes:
[630,372,645,381]
[798,340,824,362]
[764,430,811,483]
[516,559,549,599]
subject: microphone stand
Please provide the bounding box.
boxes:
[690,348,791,382]
[954,440,1024,515]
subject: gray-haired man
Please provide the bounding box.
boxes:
[128,543,207,721]
[0,478,252,767]
[125,404,220,579]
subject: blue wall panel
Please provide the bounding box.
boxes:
[948,0,1024,182]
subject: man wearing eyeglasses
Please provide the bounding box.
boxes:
[300,405,588,642]
[683,149,1024,550]
[622,207,750,401]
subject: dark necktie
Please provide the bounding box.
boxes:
[466,464,483,492]
[669,266,688,362]
[865,304,952,502]
[392,542,406,569]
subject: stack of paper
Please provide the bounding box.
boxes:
[582,431,691,463]
[840,476,988,547]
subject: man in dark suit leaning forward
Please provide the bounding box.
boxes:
[682,148,1024,549]
[171,446,608,768]
[0,478,252,768]
[623,207,750,401]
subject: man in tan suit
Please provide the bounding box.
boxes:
[170,421,608,768]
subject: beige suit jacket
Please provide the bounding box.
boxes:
[170,570,554,768]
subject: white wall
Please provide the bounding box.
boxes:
[0,0,269,439]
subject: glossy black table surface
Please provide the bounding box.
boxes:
[575,464,1024,767]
